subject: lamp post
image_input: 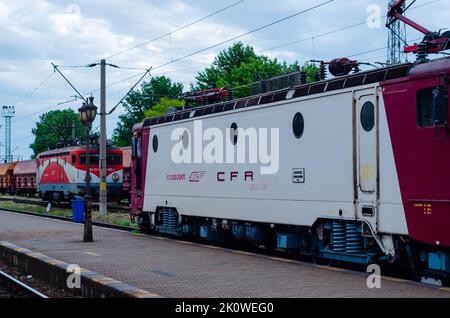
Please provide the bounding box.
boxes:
[78,96,97,243]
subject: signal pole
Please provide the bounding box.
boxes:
[100,59,108,215]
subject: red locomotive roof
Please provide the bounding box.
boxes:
[38,146,79,158]
[408,56,450,77]
[38,146,122,158]
[121,147,132,168]
[13,160,37,176]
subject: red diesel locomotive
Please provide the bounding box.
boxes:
[36,146,124,202]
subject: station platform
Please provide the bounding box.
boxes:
[0,210,449,298]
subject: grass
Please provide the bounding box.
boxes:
[0,198,138,229]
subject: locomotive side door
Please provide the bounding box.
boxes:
[355,88,379,233]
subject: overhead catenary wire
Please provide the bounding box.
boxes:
[14,0,441,123]
[13,72,55,106]
[149,0,334,73]
[100,0,334,115]
[9,1,249,128]
[260,0,441,54]
[86,0,334,97]
[102,0,247,61]
[51,63,87,103]
[90,0,440,96]
[107,68,152,115]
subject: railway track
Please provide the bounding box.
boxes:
[0,196,130,213]
[0,206,135,232]
[0,271,49,298]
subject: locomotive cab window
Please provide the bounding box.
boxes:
[107,154,122,165]
[417,87,448,128]
[79,154,99,165]
[79,154,122,165]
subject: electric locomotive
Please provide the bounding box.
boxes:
[130,1,450,284]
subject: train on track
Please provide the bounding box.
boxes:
[129,2,450,285]
[36,146,124,202]
[0,146,132,203]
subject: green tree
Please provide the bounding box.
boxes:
[112,76,183,147]
[301,63,320,83]
[144,97,184,118]
[195,42,257,90]
[30,109,84,157]
[194,42,299,97]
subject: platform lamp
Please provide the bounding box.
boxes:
[78,97,97,243]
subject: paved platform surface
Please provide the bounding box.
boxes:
[1,210,449,298]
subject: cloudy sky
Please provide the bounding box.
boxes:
[0,0,449,159]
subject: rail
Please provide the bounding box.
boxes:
[0,271,49,298]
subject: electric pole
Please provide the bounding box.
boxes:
[387,0,407,64]
[2,106,15,163]
[72,122,76,145]
[99,59,108,215]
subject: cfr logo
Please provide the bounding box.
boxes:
[189,171,206,183]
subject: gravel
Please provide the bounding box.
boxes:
[0,260,79,298]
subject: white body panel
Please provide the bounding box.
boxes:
[143,85,408,235]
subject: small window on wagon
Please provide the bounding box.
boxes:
[417,87,449,128]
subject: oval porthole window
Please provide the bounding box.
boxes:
[230,123,238,145]
[292,112,304,139]
[182,130,189,150]
[152,135,158,153]
[361,102,375,132]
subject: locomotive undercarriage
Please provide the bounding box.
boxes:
[136,207,450,286]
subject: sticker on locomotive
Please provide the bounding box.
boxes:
[292,168,305,184]
[166,174,186,181]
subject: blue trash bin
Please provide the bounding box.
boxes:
[71,196,85,224]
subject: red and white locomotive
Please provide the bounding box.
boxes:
[130,2,450,283]
[36,146,123,202]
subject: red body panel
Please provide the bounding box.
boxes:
[121,147,132,194]
[382,58,450,247]
[131,126,149,217]
[40,162,70,184]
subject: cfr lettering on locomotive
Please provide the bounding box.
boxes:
[217,171,254,182]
